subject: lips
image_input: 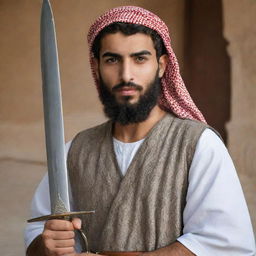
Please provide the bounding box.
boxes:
[116,86,137,96]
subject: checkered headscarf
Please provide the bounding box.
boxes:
[87,6,206,123]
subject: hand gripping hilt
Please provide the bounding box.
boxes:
[27,210,95,253]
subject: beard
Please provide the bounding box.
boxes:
[98,71,161,125]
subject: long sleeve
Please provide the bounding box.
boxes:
[24,141,72,249]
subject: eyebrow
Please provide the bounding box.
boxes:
[130,50,152,57]
[102,50,152,58]
[102,52,121,58]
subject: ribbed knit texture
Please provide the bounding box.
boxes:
[68,114,207,252]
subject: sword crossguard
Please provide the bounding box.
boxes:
[27,210,95,222]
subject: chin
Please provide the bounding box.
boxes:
[118,95,138,104]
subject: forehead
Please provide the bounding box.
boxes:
[99,32,156,56]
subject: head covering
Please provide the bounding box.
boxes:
[87,6,206,123]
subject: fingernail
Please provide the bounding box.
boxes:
[78,218,82,229]
[74,218,82,229]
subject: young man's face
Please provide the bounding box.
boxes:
[94,32,167,105]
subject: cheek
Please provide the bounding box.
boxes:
[137,63,157,74]
[135,63,159,84]
[99,65,119,85]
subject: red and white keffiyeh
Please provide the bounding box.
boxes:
[87,6,206,123]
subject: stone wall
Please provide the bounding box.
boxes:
[222,0,256,231]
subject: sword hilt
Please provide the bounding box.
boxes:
[27,210,95,222]
[27,210,95,252]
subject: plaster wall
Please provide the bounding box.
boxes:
[0,0,185,162]
[223,0,256,231]
[223,0,256,175]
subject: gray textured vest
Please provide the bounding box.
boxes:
[67,114,207,252]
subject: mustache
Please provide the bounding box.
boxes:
[112,82,143,92]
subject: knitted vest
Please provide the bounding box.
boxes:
[67,114,207,252]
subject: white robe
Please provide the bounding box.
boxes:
[24,128,256,255]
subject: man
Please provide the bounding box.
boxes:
[25,6,256,256]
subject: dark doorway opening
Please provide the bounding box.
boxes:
[183,0,231,143]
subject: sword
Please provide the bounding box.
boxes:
[27,0,94,252]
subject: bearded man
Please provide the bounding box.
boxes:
[25,6,255,256]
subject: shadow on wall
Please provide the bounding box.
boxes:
[183,0,231,143]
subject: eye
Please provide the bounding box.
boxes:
[105,57,118,64]
[135,56,147,63]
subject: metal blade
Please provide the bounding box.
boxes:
[41,0,70,214]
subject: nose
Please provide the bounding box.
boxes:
[120,59,133,83]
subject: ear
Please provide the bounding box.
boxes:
[158,54,168,78]
[92,57,100,80]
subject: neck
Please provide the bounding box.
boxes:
[113,105,166,143]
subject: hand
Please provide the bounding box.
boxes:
[78,254,105,256]
[41,217,81,256]
[78,254,104,256]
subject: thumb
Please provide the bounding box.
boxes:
[72,217,82,229]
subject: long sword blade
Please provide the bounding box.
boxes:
[41,0,70,214]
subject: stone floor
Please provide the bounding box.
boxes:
[0,159,255,255]
[0,160,46,256]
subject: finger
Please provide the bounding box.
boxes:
[79,254,105,256]
[46,230,75,240]
[72,217,82,230]
[52,247,75,255]
[45,219,74,231]
[55,238,75,248]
